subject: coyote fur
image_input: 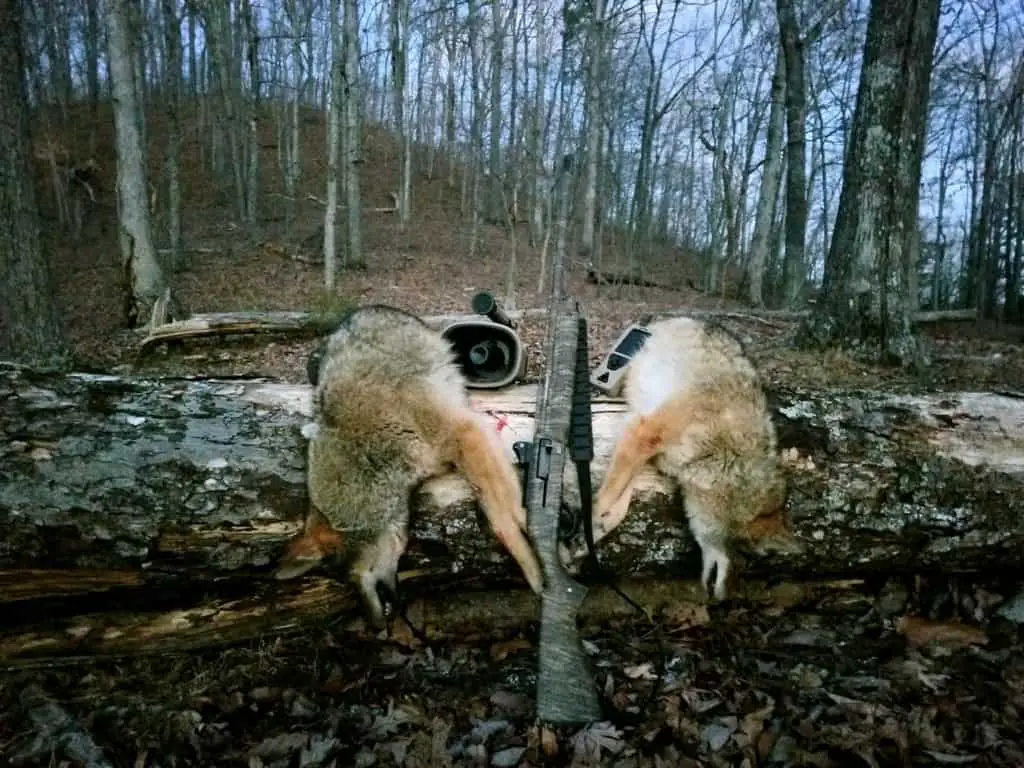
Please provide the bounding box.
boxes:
[274,305,544,624]
[592,316,802,600]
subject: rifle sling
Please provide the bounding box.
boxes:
[570,315,671,727]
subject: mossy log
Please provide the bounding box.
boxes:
[1,363,1022,661]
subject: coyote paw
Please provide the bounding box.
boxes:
[357,568,401,629]
[700,546,731,603]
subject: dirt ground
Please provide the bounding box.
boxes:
[4,104,1024,767]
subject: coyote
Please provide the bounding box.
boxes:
[275,305,544,624]
[591,316,802,600]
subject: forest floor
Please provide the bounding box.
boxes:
[3,103,1024,767]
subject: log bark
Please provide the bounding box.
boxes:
[2,362,1023,659]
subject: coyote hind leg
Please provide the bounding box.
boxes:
[594,414,667,538]
[452,415,544,594]
[595,396,711,542]
[591,473,640,545]
[350,524,409,628]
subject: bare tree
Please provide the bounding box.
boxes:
[324,0,343,289]
[528,0,550,248]
[444,4,459,188]
[162,0,184,271]
[390,0,411,227]
[486,0,507,223]
[628,0,685,276]
[106,0,167,327]
[242,0,261,226]
[776,0,808,307]
[85,0,102,153]
[579,0,606,271]
[747,47,786,307]
[466,0,484,256]
[0,0,68,366]
[969,54,1024,317]
[802,0,942,366]
[344,0,364,268]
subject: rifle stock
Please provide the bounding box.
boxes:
[525,299,601,724]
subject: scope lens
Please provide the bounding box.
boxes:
[471,292,495,315]
[469,340,511,375]
[469,342,491,366]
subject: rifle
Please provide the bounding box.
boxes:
[517,154,602,725]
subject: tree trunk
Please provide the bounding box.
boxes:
[578,0,605,269]
[444,15,457,188]
[528,0,547,249]
[1012,130,1024,321]
[745,45,782,307]
[466,0,484,258]
[390,0,410,228]
[0,0,68,368]
[84,0,101,154]
[161,0,184,272]
[808,61,832,281]
[281,0,302,240]
[343,0,364,268]
[200,2,246,223]
[243,0,260,228]
[776,0,808,308]
[507,0,520,219]
[1003,134,1018,320]
[323,0,342,290]
[486,0,505,225]
[2,366,1023,662]
[105,0,167,329]
[802,0,941,367]
[188,6,198,99]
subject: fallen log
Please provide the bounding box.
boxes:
[0,575,856,666]
[586,267,668,289]
[1,363,1023,659]
[135,309,544,352]
[136,310,345,352]
[912,308,979,323]
[137,306,980,353]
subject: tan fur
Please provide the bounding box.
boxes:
[274,306,543,625]
[593,317,802,601]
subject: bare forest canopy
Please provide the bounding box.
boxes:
[17,0,1024,324]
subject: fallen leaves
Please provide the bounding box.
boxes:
[489,637,531,662]
[568,721,626,765]
[3,573,1023,767]
[662,601,711,633]
[895,615,990,650]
